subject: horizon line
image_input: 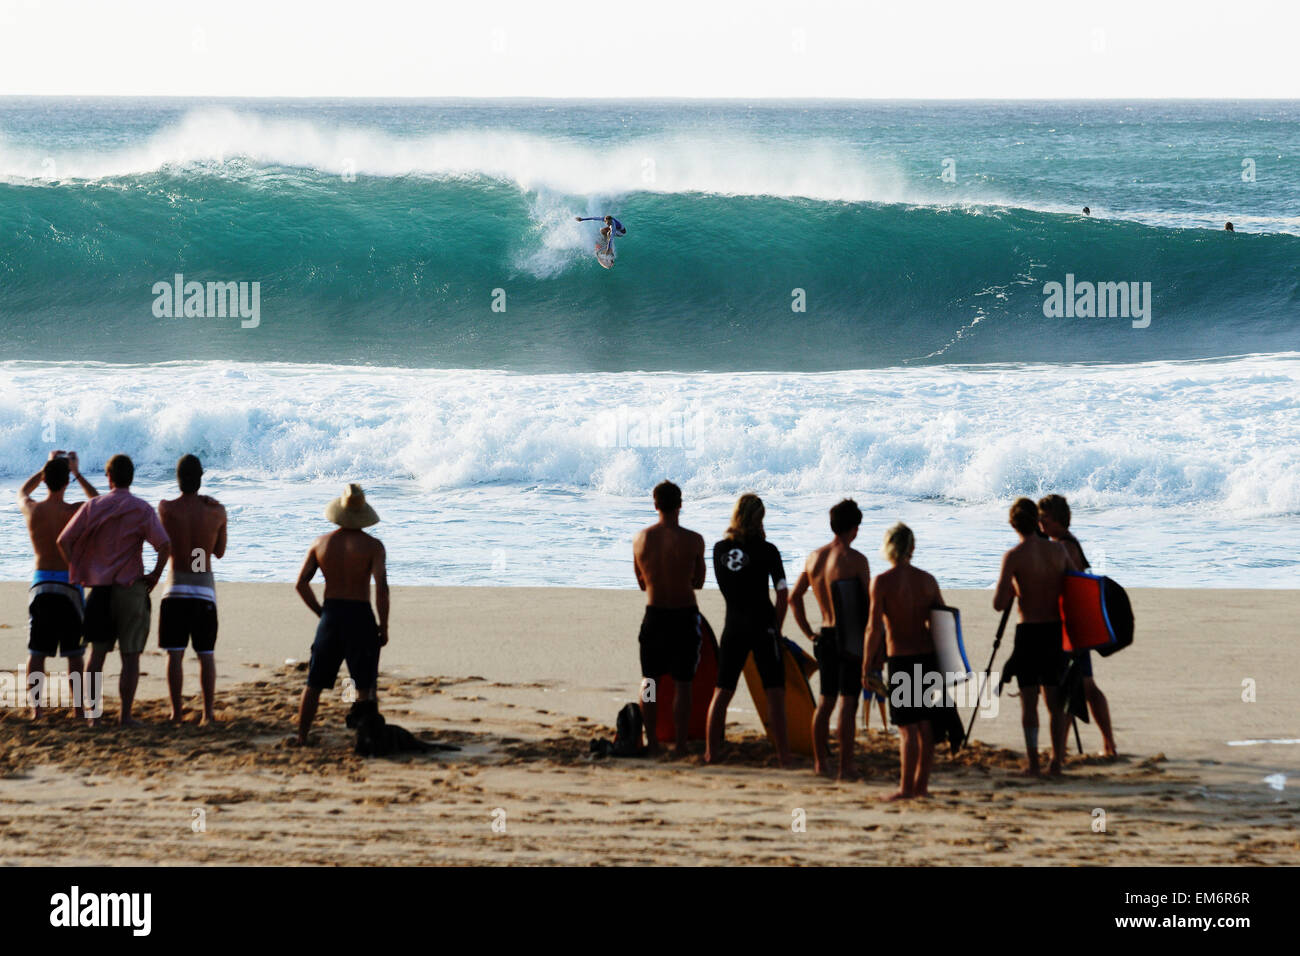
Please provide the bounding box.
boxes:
[4,94,1300,103]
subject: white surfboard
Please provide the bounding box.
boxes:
[595,242,615,269]
[930,605,971,688]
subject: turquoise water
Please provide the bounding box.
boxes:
[1,98,1296,368]
[0,99,1296,586]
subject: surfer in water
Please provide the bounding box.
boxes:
[1037,495,1118,757]
[576,215,626,258]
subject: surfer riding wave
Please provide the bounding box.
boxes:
[576,214,626,260]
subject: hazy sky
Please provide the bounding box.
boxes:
[1,0,1296,98]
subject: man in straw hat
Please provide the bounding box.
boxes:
[294,483,389,745]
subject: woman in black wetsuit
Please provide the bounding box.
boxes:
[704,493,793,766]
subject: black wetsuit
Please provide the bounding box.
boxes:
[713,538,787,690]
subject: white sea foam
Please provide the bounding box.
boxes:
[2,356,1296,586]
[0,107,911,203]
[2,356,1297,513]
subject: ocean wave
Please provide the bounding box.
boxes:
[2,357,1297,518]
[2,169,1296,370]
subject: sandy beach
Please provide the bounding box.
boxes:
[1,582,1297,866]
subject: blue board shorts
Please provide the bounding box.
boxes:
[306,599,381,691]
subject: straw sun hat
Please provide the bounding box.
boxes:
[324,483,380,529]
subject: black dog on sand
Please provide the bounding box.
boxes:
[345,700,460,757]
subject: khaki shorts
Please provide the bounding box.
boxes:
[84,582,152,654]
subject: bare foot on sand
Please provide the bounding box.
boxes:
[882,789,915,802]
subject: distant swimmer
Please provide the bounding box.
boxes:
[994,498,1078,776]
[1038,494,1117,757]
[576,214,626,258]
[1082,207,1090,216]
[632,480,707,756]
[706,494,792,767]
[790,498,871,780]
[1225,221,1235,232]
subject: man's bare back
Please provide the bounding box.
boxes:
[22,497,83,571]
[869,563,942,658]
[309,529,385,602]
[158,494,227,575]
[996,537,1074,623]
[19,453,96,571]
[634,522,705,608]
[802,541,870,627]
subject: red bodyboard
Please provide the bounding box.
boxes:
[1060,572,1116,652]
[655,613,720,742]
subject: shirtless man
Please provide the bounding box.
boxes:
[157,455,227,724]
[1038,494,1117,756]
[294,484,389,745]
[995,497,1077,776]
[632,480,707,755]
[791,499,871,779]
[17,451,98,717]
[864,523,947,801]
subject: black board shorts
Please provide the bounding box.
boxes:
[1013,622,1067,689]
[638,607,702,682]
[28,589,84,657]
[307,599,381,691]
[159,597,218,653]
[717,622,784,692]
[813,627,862,698]
[886,652,944,727]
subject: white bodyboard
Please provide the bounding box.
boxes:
[930,605,971,687]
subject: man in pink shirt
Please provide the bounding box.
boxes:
[58,454,171,725]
